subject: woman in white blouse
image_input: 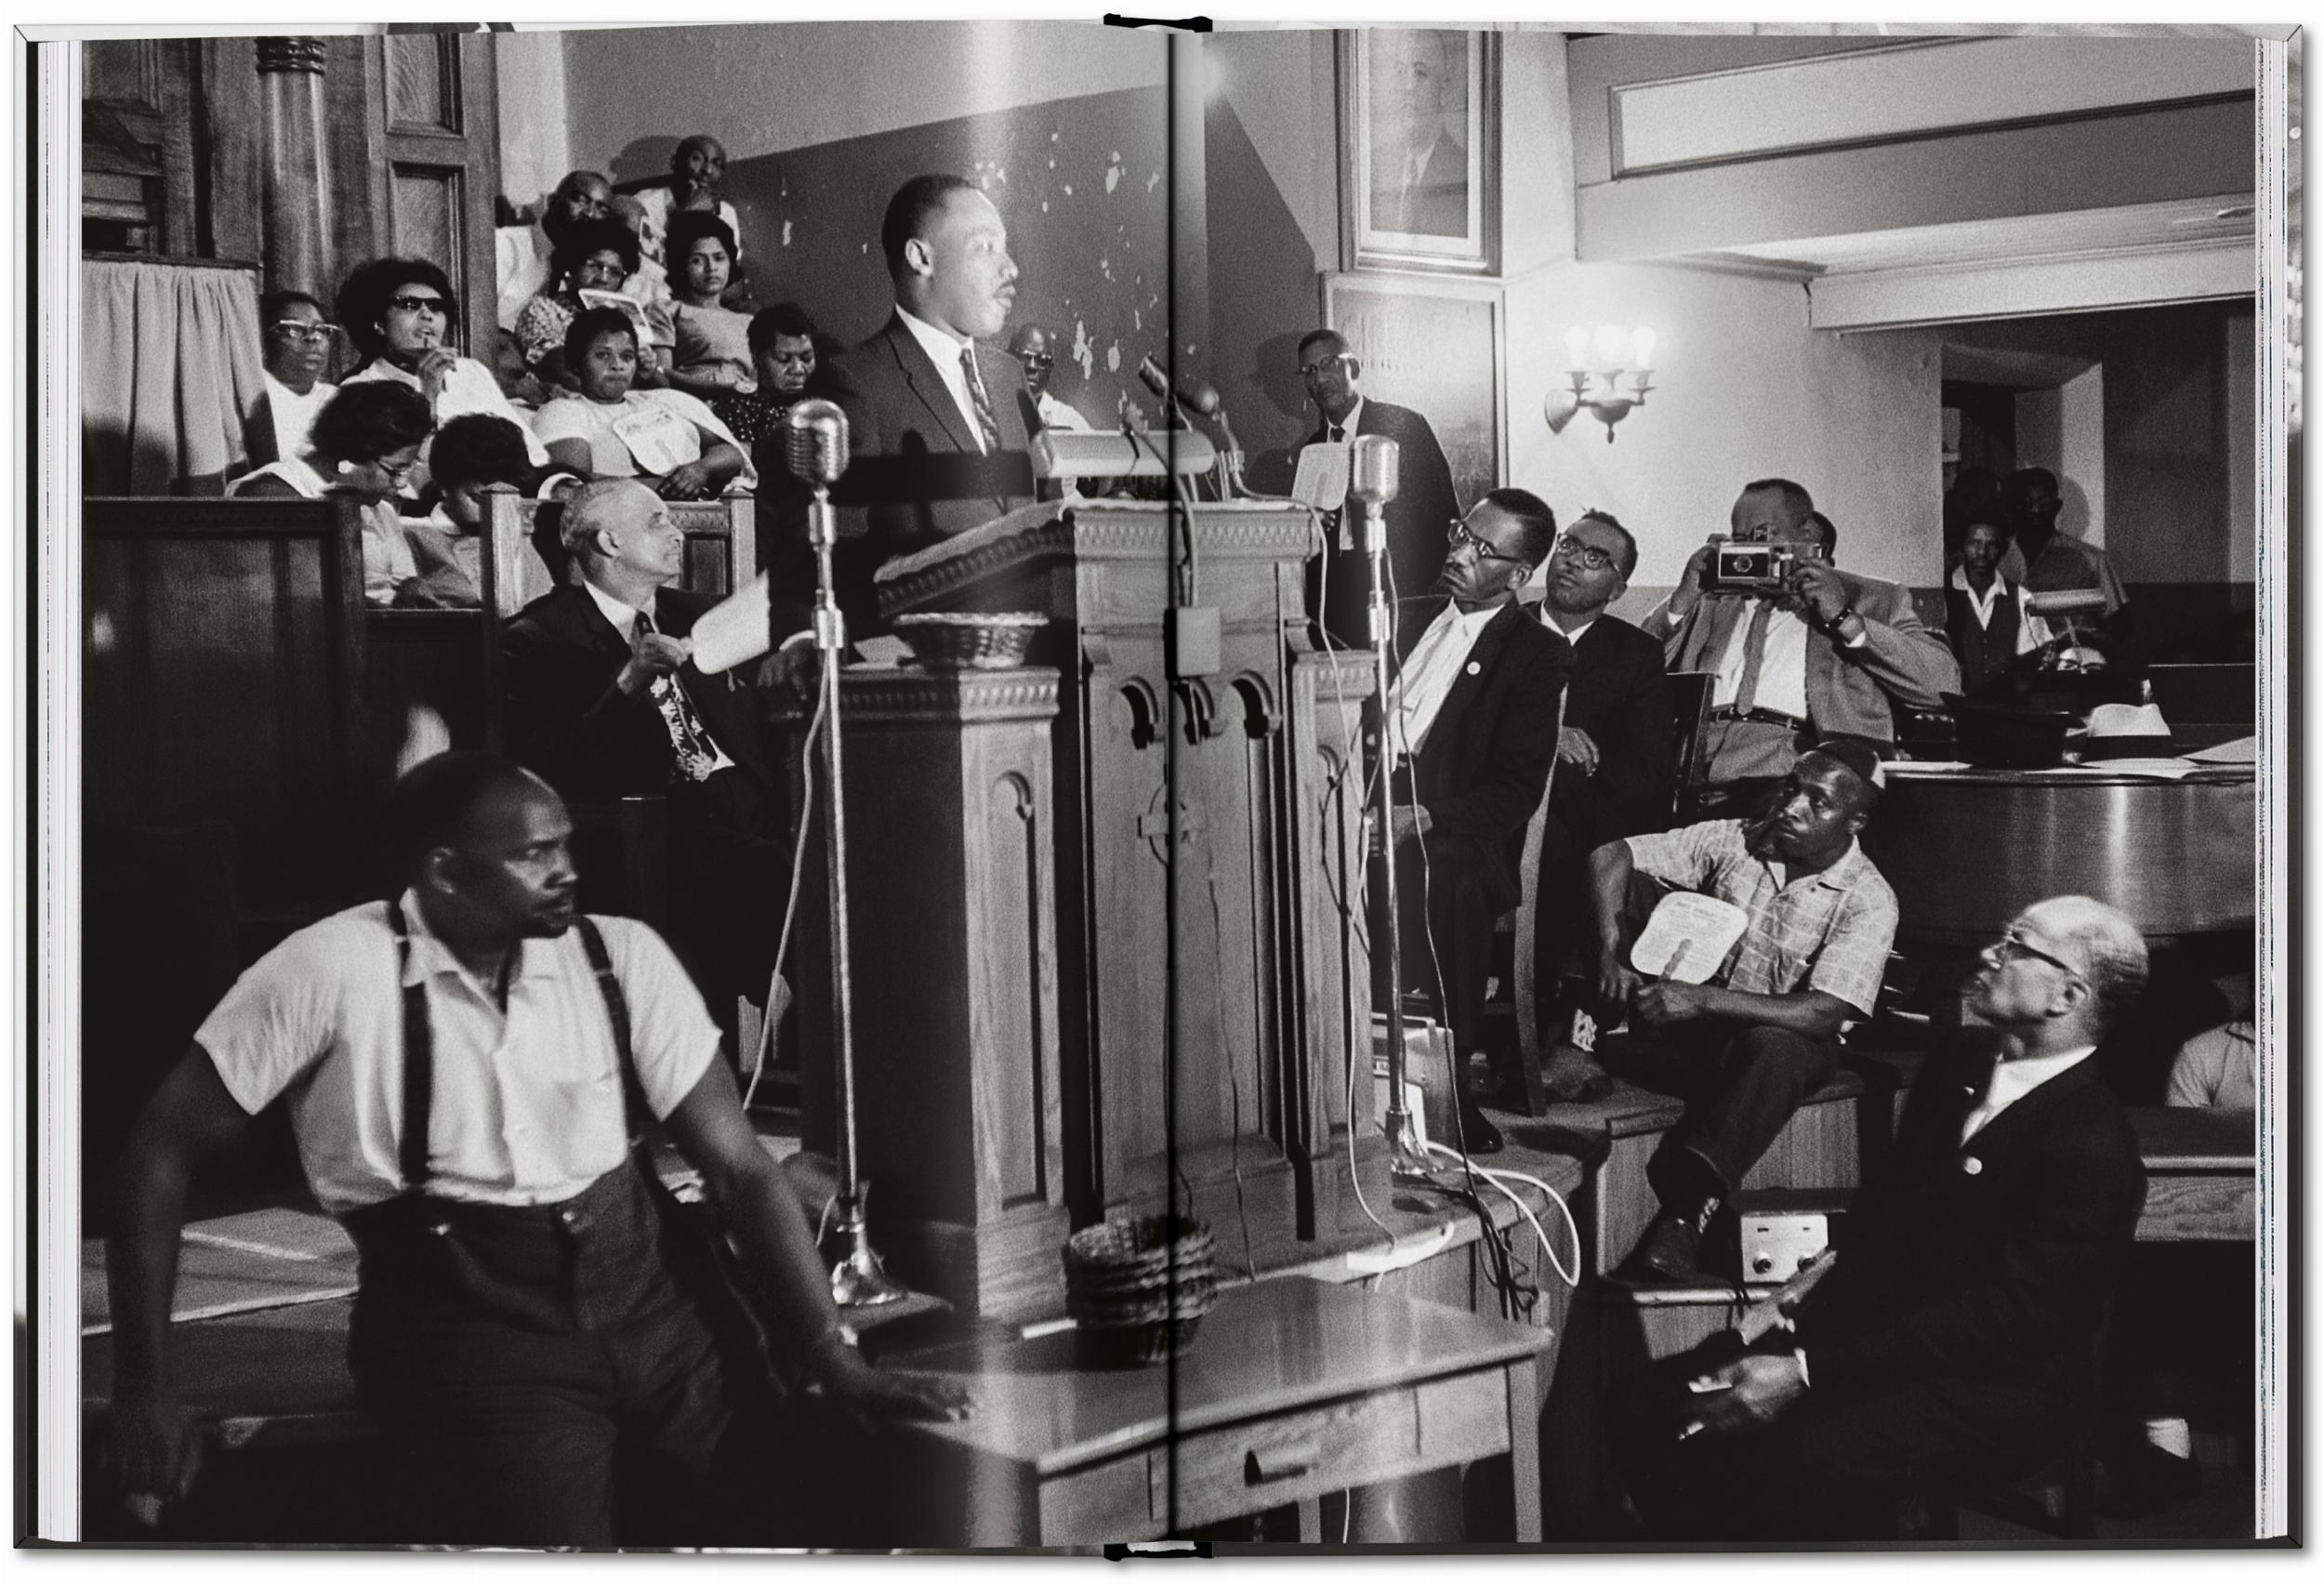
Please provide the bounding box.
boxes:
[533,308,753,500]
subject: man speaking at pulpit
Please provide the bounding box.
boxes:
[762,174,1037,686]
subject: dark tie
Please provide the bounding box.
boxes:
[1732,598,1776,716]
[959,345,1000,454]
[1323,424,1349,548]
[1328,423,1345,443]
[636,609,719,782]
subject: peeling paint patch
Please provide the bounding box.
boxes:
[1147,171,1162,192]
[1072,320,1095,381]
[781,220,793,247]
[1062,184,1074,197]
[1133,310,1142,332]
[1105,341,1121,374]
[1040,201,1050,213]
[1104,152,1124,193]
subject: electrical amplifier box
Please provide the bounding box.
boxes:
[1728,1189,1851,1282]
[1369,1012,1457,1150]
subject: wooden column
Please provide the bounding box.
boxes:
[786,667,1071,1323]
[256,36,337,305]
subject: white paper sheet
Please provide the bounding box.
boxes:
[687,571,769,675]
[1631,892,1750,983]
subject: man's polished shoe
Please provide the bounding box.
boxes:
[1626,1197,1721,1282]
[1540,1047,1616,1104]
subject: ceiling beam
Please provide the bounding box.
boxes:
[1809,239,2252,331]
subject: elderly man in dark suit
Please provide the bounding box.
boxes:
[1297,327,1461,650]
[1385,486,1571,1154]
[501,479,785,1022]
[1643,478,1958,820]
[1518,509,1673,1103]
[762,173,1037,670]
[1607,894,2151,1542]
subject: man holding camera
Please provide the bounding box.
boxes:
[1643,479,1957,820]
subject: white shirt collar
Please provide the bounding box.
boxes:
[1541,609,1597,647]
[1327,395,1366,440]
[582,575,655,640]
[1949,563,2015,624]
[1961,1044,2098,1142]
[895,306,987,451]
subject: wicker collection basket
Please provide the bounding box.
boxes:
[1062,1216,1218,1368]
[890,611,1046,670]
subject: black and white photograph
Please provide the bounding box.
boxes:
[21,14,2299,1557]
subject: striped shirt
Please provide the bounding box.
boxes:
[1624,820,1896,1017]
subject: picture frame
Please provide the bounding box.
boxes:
[1340,28,1501,275]
[1322,271,1506,513]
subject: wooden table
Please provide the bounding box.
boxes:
[885,1275,1552,1547]
[2130,1106,2255,1242]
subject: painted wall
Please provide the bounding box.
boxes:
[495,30,571,215]
[556,21,1167,187]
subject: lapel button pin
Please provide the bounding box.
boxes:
[1465,660,1481,675]
[1961,1157,1983,1176]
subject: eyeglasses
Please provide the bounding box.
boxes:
[271,321,338,343]
[375,455,418,482]
[388,295,448,315]
[1446,519,1528,566]
[1299,352,1354,381]
[1016,351,1055,369]
[1552,538,1618,573]
[1989,930,2082,979]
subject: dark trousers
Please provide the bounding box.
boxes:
[669,764,789,1013]
[1606,1330,2070,1542]
[1604,1021,1842,1201]
[1394,832,1498,1060]
[343,1161,841,1548]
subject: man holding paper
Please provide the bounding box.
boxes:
[1585,740,1897,1281]
[501,479,786,1027]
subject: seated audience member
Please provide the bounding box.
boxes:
[500,480,785,1022]
[2166,1019,2256,1110]
[606,194,680,365]
[635,136,745,278]
[229,381,438,606]
[400,413,542,608]
[495,169,613,332]
[337,257,550,485]
[1642,479,1957,819]
[1946,516,2054,696]
[534,310,754,500]
[244,289,338,469]
[2002,466,2128,612]
[512,218,653,389]
[1521,510,1673,1103]
[105,750,965,1548]
[1387,489,1572,1154]
[1588,740,1897,1280]
[663,212,758,401]
[1009,323,1091,434]
[1607,896,2149,1542]
[712,303,820,451]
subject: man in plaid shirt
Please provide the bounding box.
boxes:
[1586,740,1896,1280]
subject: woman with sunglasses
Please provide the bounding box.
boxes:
[228,381,444,606]
[337,257,550,488]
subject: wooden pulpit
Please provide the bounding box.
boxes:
[784,499,1378,1320]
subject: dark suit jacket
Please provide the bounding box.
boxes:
[1373,127,1468,238]
[1403,599,1569,915]
[1308,398,1460,649]
[500,582,772,801]
[1533,610,1674,859]
[1794,1029,2145,1410]
[761,312,1037,643]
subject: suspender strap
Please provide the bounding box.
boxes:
[574,916,649,1144]
[387,901,434,1194]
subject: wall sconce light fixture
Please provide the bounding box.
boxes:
[1545,323,1657,442]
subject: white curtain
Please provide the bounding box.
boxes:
[83,258,268,495]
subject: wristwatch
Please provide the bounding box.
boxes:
[1828,607,1866,644]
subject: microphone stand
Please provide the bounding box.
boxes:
[1360,490,1433,1186]
[805,470,906,1308]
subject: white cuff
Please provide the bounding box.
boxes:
[1793,1346,1811,1389]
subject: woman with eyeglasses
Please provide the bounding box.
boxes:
[533,308,753,501]
[337,256,551,488]
[246,289,340,468]
[228,381,442,607]
[511,218,666,391]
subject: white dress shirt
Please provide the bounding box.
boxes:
[896,305,989,452]
[1710,600,1814,720]
[583,579,736,776]
[1961,1045,2098,1144]
[1949,565,2052,653]
[1390,601,1499,763]
[1541,612,1596,648]
[261,372,336,463]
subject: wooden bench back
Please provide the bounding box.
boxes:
[482,484,757,618]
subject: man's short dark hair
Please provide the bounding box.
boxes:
[309,381,435,466]
[1808,510,1837,560]
[1573,508,1638,578]
[382,750,543,884]
[1482,486,1558,567]
[747,302,819,358]
[1297,328,1351,365]
[2011,466,2059,496]
[1806,737,1882,816]
[548,217,640,289]
[336,257,459,363]
[260,289,325,325]
[429,414,535,494]
[880,174,979,276]
[561,306,639,372]
[666,210,738,267]
[1741,477,1815,523]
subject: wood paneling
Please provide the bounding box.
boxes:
[389,164,462,280]
[384,33,459,134]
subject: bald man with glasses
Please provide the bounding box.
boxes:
[1607,895,2150,1541]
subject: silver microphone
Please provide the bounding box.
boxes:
[784,397,850,487]
[1349,434,1400,508]
[1136,354,1222,419]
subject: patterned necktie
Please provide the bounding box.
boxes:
[1732,599,1776,715]
[635,609,719,782]
[959,345,999,454]
[1324,423,1349,548]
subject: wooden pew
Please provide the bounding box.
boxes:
[482,482,757,615]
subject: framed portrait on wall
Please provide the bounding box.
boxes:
[1339,28,1501,274]
[1322,271,1506,513]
